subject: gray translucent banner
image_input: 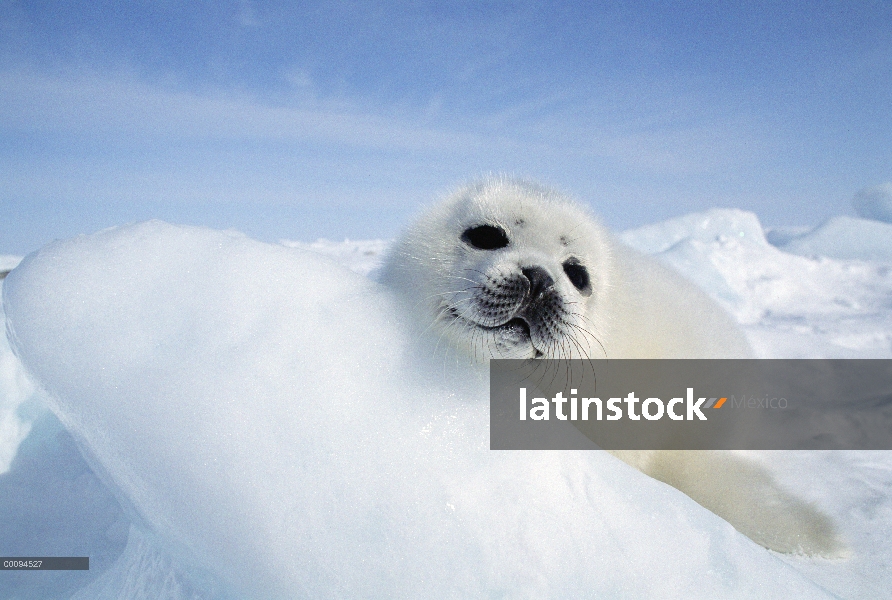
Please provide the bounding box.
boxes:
[0,557,89,570]
[490,360,892,450]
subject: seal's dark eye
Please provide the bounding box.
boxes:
[461,225,509,250]
[562,258,592,296]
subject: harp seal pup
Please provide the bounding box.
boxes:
[380,177,846,557]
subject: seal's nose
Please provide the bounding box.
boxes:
[521,266,554,300]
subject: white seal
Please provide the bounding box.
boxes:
[380,177,751,361]
[381,177,846,557]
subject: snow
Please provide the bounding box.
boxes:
[621,215,892,359]
[776,216,892,263]
[617,207,768,255]
[0,254,33,474]
[2,208,892,599]
[0,255,21,274]
[279,238,389,278]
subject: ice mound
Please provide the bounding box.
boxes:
[619,208,768,255]
[279,237,389,277]
[2,221,832,599]
[619,209,892,358]
[852,183,892,224]
[0,255,22,274]
[0,254,37,474]
[777,216,892,262]
[620,209,767,310]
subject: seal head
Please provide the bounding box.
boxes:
[380,178,610,360]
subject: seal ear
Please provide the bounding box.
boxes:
[461,225,509,250]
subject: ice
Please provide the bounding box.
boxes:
[0,412,129,599]
[0,254,37,474]
[777,216,892,262]
[279,238,389,277]
[3,221,834,599]
[852,182,892,224]
[3,204,892,598]
[0,255,22,274]
[756,451,892,598]
[622,210,892,359]
[618,207,767,255]
[763,226,813,247]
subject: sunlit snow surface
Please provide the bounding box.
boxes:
[1,210,892,599]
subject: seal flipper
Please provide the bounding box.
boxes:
[612,450,848,557]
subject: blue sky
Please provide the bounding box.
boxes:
[2,0,891,254]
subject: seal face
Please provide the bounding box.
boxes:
[380,178,611,360]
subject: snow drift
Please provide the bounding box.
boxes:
[2,220,834,599]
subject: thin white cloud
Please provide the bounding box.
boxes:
[0,68,494,151]
[0,66,773,178]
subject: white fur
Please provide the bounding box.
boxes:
[382,177,846,557]
[380,177,752,361]
[382,178,609,361]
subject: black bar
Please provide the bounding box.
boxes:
[0,557,89,570]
